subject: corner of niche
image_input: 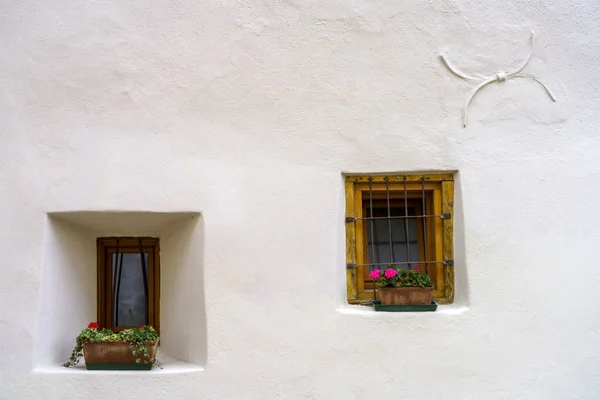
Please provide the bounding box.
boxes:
[34,210,207,372]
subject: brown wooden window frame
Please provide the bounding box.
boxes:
[97,237,160,333]
[345,174,455,305]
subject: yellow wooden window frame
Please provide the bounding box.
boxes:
[345,174,455,305]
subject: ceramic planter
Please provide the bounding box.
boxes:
[82,340,159,370]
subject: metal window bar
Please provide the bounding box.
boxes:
[385,177,395,264]
[346,214,449,222]
[421,177,429,276]
[372,212,382,272]
[403,176,411,269]
[349,260,452,268]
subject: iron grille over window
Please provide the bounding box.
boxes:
[344,174,455,304]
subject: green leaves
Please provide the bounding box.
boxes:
[394,268,434,288]
[375,265,434,288]
[119,326,158,343]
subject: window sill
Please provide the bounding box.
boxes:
[336,303,468,317]
[33,352,204,375]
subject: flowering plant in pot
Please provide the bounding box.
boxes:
[370,265,434,305]
[63,322,160,370]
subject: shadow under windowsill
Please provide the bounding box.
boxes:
[336,302,469,317]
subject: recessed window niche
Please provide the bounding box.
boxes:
[34,211,205,372]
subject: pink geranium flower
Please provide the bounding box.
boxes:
[384,268,397,279]
[369,269,382,279]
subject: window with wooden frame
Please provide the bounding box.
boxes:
[97,237,160,332]
[345,174,454,304]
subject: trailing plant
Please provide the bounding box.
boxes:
[370,265,434,288]
[63,322,160,367]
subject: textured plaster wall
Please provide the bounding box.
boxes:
[1,0,599,399]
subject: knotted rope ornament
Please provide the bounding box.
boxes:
[440,31,556,127]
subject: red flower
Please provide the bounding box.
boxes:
[414,265,419,270]
[87,322,99,329]
[140,325,145,328]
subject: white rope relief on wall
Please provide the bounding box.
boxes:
[440,31,556,127]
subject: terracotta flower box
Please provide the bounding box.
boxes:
[83,340,159,370]
[378,286,434,305]
[63,323,160,370]
[370,266,437,312]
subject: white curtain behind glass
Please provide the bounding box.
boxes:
[111,253,148,327]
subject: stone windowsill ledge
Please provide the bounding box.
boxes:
[33,352,204,375]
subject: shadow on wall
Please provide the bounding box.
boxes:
[33,211,206,368]
[452,172,470,306]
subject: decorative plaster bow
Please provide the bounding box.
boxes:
[440,31,556,127]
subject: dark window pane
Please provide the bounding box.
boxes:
[366,207,420,267]
[112,253,149,327]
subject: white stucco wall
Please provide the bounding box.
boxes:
[1,0,599,398]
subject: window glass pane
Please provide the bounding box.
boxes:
[112,253,149,327]
[366,207,420,267]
